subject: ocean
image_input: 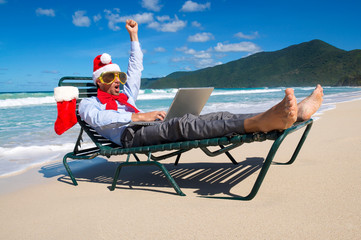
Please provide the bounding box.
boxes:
[1,86,361,177]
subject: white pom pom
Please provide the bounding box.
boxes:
[100,53,111,64]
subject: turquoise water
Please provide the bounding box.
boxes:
[1,86,361,177]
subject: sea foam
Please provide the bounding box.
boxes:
[0,96,56,108]
[0,142,94,177]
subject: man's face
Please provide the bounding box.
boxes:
[97,76,121,96]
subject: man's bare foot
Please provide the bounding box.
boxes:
[297,84,323,121]
[244,88,298,133]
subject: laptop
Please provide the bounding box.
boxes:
[129,87,214,126]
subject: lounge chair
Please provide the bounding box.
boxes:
[58,76,313,200]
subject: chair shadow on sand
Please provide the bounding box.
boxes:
[40,157,265,198]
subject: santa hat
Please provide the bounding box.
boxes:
[92,53,121,84]
[54,86,79,135]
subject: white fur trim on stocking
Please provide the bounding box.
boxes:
[54,86,79,102]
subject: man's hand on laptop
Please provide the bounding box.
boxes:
[131,111,166,122]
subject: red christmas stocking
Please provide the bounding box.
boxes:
[54,86,79,135]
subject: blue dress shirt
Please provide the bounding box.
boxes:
[79,41,143,146]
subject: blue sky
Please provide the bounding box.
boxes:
[0,0,360,92]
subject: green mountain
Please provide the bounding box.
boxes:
[143,40,361,88]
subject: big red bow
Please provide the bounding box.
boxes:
[97,89,139,113]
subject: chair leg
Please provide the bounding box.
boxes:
[241,133,288,200]
[62,151,100,186]
[220,145,238,165]
[110,164,122,191]
[154,161,186,196]
[281,121,313,165]
[110,156,186,196]
[63,153,78,186]
[240,122,313,199]
[174,153,182,165]
[202,132,289,201]
[202,121,313,200]
[132,153,141,162]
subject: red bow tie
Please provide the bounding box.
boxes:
[97,89,139,113]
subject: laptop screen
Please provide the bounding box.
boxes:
[165,87,214,120]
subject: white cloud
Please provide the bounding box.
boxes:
[175,46,188,52]
[180,1,211,12]
[154,47,166,52]
[174,41,260,69]
[180,47,211,59]
[147,21,160,29]
[234,31,259,40]
[132,13,155,24]
[42,70,59,74]
[103,10,184,33]
[191,21,202,28]
[141,0,163,12]
[148,15,186,32]
[194,51,212,59]
[188,32,214,42]
[171,56,187,62]
[196,58,222,68]
[104,10,154,31]
[36,8,55,17]
[72,11,91,27]
[156,15,170,22]
[93,14,102,23]
[160,20,186,32]
[174,46,220,69]
[104,10,122,31]
[214,42,261,53]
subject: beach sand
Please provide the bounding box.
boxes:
[1,99,360,239]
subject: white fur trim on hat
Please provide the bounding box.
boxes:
[92,63,121,83]
[54,86,79,102]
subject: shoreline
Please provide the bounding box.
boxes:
[0,99,360,239]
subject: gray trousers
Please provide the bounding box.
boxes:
[121,111,258,147]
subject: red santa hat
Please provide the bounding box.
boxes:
[92,53,121,84]
[53,86,79,135]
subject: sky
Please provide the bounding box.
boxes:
[0,0,360,92]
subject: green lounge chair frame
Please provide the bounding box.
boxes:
[59,76,313,200]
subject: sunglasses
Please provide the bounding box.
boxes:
[99,72,127,85]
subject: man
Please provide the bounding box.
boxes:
[79,19,323,148]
